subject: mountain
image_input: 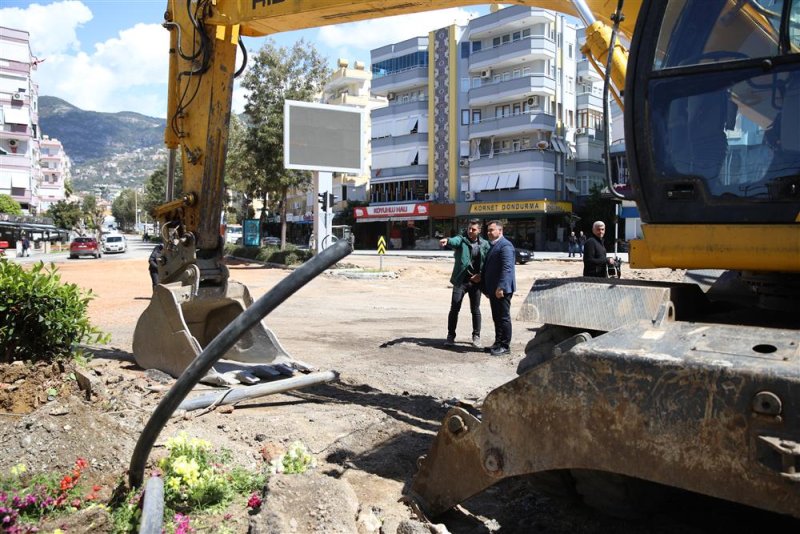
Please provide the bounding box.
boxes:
[38,96,168,192]
[38,96,166,163]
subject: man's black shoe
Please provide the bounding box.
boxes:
[485,343,500,353]
[490,346,510,356]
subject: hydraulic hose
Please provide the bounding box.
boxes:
[129,238,353,488]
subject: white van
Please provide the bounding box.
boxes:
[225,224,243,245]
[102,234,127,253]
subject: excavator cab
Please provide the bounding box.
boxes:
[411,0,800,519]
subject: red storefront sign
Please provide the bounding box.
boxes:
[354,203,430,222]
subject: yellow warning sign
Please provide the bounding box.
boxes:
[377,236,387,255]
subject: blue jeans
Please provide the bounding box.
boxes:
[447,281,481,338]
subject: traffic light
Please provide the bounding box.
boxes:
[328,192,335,208]
[318,192,328,212]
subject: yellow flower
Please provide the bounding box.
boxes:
[10,463,27,477]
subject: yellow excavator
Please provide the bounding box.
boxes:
[134,0,800,518]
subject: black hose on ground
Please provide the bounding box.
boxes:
[128,239,353,488]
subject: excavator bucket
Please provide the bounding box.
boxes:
[133,280,304,384]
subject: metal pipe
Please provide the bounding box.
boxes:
[571,0,597,27]
[176,370,339,412]
[138,476,164,534]
[129,238,353,488]
[166,148,176,202]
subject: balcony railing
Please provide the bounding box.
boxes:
[469,111,556,139]
[470,148,555,170]
[372,132,428,149]
[468,6,555,37]
[470,35,556,71]
[372,99,427,119]
[469,74,555,106]
[371,66,428,94]
[370,164,428,181]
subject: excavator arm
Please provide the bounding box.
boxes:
[135,0,638,381]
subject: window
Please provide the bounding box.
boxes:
[461,78,471,92]
[493,74,502,84]
[472,77,481,88]
[568,43,573,59]
[513,103,521,115]
[472,110,482,124]
[461,42,470,58]
[503,104,511,117]
[502,34,510,44]
[512,31,521,41]
[493,37,501,47]
[502,71,511,82]
[495,106,503,118]
[522,28,531,38]
[512,139,521,151]
[472,41,482,52]
[513,69,521,79]
[461,109,470,125]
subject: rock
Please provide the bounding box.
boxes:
[218,404,235,414]
[49,405,70,416]
[259,442,286,463]
[249,473,359,533]
[255,433,267,442]
[145,368,174,384]
[106,375,123,385]
[357,506,383,533]
[396,519,434,534]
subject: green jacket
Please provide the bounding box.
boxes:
[446,233,489,285]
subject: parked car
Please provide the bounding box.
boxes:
[70,237,101,259]
[102,234,127,254]
[515,248,533,265]
[262,236,281,246]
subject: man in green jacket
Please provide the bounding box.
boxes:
[440,219,490,347]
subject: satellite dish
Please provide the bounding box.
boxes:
[536,140,549,150]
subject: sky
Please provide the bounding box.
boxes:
[0,0,487,118]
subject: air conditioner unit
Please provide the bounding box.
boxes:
[480,69,492,79]
[464,191,476,202]
[8,139,18,147]
[386,92,396,100]
[424,193,433,201]
[11,92,23,101]
[577,75,584,83]
[575,127,584,134]
[527,95,539,107]
[459,158,470,168]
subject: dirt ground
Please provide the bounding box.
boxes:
[0,253,793,533]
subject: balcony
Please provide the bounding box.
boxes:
[371,66,428,95]
[0,154,31,168]
[372,99,427,120]
[326,93,373,107]
[577,92,604,110]
[371,164,428,181]
[372,132,428,150]
[469,36,556,72]
[468,6,555,39]
[470,148,555,171]
[469,74,555,106]
[469,111,556,139]
[577,60,603,84]
[326,68,371,91]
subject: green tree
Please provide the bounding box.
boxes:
[47,200,84,230]
[241,39,330,249]
[225,114,265,226]
[577,184,618,243]
[142,161,184,217]
[111,189,137,231]
[0,194,23,215]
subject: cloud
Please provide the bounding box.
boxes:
[0,0,92,56]
[35,22,169,117]
[1,1,168,117]
[317,7,481,56]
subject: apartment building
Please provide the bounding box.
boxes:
[38,135,70,211]
[0,26,41,214]
[363,6,591,250]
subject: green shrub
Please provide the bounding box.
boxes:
[224,244,312,266]
[0,260,109,363]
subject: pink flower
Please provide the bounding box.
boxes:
[247,492,262,510]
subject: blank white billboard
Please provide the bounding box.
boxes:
[284,100,364,174]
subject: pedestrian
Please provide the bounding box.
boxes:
[583,221,616,277]
[440,219,490,348]
[21,236,30,257]
[578,231,586,257]
[481,220,516,356]
[568,231,577,257]
[148,243,164,288]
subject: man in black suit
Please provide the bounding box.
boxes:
[482,220,516,356]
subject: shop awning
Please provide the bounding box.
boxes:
[565,182,579,193]
[497,173,519,189]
